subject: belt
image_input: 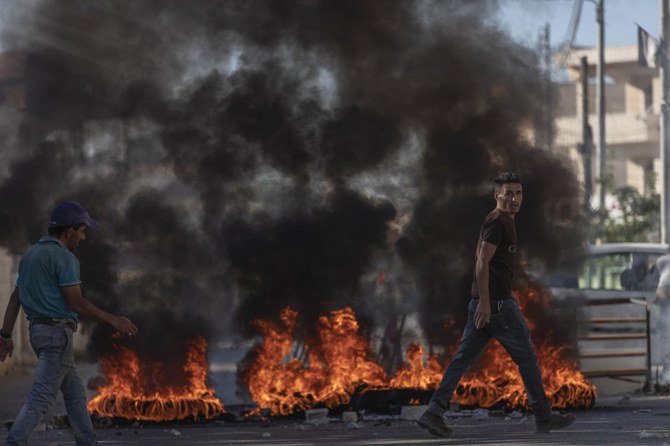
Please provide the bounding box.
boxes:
[472,297,511,313]
[31,317,77,332]
[472,297,513,303]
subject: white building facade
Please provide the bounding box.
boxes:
[556,45,661,197]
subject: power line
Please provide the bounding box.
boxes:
[557,0,585,68]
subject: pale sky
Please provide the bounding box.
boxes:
[496,0,660,49]
[0,1,661,52]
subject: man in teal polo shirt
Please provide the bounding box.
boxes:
[0,201,138,446]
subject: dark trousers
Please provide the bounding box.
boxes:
[427,298,552,421]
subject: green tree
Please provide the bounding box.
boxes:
[595,179,660,243]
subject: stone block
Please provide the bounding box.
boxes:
[400,405,427,420]
[342,411,358,422]
[305,408,329,425]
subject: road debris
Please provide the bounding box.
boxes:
[639,430,670,438]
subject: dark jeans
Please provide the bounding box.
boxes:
[427,298,552,421]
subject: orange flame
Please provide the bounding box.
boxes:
[388,343,442,389]
[243,307,388,416]
[244,289,596,415]
[87,338,225,421]
[449,340,595,410]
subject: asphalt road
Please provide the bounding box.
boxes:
[3,360,670,445]
[3,403,670,446]
[3,384,670,445]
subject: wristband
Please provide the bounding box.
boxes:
[0,330,11,340]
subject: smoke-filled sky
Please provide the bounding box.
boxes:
[0,0,585,361]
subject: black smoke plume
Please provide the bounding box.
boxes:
[0,0,585,368]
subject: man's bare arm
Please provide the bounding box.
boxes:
[0,288,20,361]
[62,285,138,336]
[474,241,497,329]
[1,288,20,335]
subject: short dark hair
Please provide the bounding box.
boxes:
[494,172,521,188]
[48,223,84,236]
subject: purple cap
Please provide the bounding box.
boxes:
[49,201,100,230]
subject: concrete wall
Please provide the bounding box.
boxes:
[0,249,27,376]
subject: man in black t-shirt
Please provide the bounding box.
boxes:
[417,172,575,438]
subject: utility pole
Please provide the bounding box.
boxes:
[543,23,553,151]
[580,56,593,211]
[661,0,670,243]
[595,0,606,221]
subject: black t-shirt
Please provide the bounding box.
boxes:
[471,208,517,300]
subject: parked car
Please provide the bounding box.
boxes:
[543,243,667,302]
[538,243,668,385]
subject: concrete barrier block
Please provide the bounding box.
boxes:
[305,408,329,425]
[400,405,427,420]
[342,411,358,422]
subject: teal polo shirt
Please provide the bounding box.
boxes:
[16,236,81,321]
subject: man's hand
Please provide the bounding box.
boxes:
[0,338,13,362]
[657,287,669,305]
[0,288,20,361]
[474,301,490,329]
[62,286,139,338]
[111,316,138,338]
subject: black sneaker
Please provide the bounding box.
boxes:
[417,410,453,437]
[535,413,576,433]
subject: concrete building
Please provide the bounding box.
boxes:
[0,251,18,377]
[555,45,660,198]
[0,52,29,375]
